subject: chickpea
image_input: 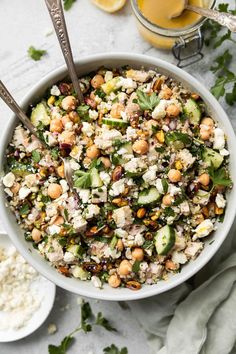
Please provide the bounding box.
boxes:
[108,274,121,288]
[32,228,42,243]
[132,140,149,155]
[48,183,63,199]
[91,74,105,89]
[201,117,214,128]
[57,164,65,178]
[61,96,77,111]
[61,115,71,126]
[110,103,125,119]
[69,111,80,123]
[132,248,144,261]
[162,194,173,206]
[50,118,63,133]
[168,169,182,183]
[165,260,179,271]
[100,157,111,169]
[159,87,172,100]
[60,131,76,145]
[86,144,100,159]
[200,130,211,141]
[166,104,180,117]
[54,216,64,225]
[10,182,20,194]
[198,173,210,186]
[118,260,132,276]
[116,239,124,252]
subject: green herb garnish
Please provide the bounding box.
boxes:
[28,46,47,61]
[132,260,141,273]
[19,203,30,216]
[103,344,128,354]
[77,104,90,121]
[31,150,41,163]
[208,164,232,188]
[63,0,76,11]
[137,90,160,111]
[95,312,117,332]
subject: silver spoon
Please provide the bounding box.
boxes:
[45,0,84,103]
[0,80,75,192]
[171,0,236,32]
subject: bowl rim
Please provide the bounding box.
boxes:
[1,52,236,301]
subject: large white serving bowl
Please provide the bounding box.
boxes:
[0,53,236,301]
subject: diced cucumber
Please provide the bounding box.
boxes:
[137,187,161,205]
[67,245,82,257]
[119,142,133,154]
[155,225,176,255]
[31,102,50,127]
[183,99,201,125]
[72,266,89,280]
[101,77,120,95]
[102,117,128,128]
[10,162,36,177]
[202,148,223,169]
[90,167,103,188]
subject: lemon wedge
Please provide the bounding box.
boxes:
[91,0,127,13]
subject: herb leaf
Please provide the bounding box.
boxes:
[208,164,232,188]
[137,90,160,111]
[81,301,93,332]
[103,344,128,354]
[32,150,41,163]
[132,260,141,273]
[77,104,90,121]
[28,46,46,61]
[74,171,92,189]
[63,0,76,11]
[48,335,74,354]
[95,312,117,332]
[19,203,30,216]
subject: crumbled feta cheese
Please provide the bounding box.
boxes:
[91,276,102,288]
[220,148,229,156]
[104,71,113,82]
[60,179,69,194]
[48,225,61,235]
[194,219,214,238]
[84,204,100,219]
[63,252,75,263]
[177,149,196,170]
[124,158,146,173]
[180,201,190,215]
[99,171,111,185]
[78,189,90,204]
[2,172,15,188]
[172,251,187,264]
[70,145,83,162]
[13,126,28,147]
[112,206,133,227]
[73,215,87,231]
[103,247,121,259]
[89,110,99,121]
[152,100,167,119]
[126,126,138,141]
[213,128,225,150]
[168,184,181,196]
[155,179,164,194]
[91,186,107,203]
[184,241,203,258]
[46,240,64,263]
[94,125,122,150]
[4,188,13,197]
[142,165,157,184]
[215,193,226,209]
[50,85,61,96]
[81,122,94,137]
[19,186,31,200]
[109,178,126,196]
[134,233,145,246]
[118,78,137,90]
[48,323,57,335]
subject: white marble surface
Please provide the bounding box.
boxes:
[0,0,235,353]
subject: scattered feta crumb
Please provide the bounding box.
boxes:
[50,85,61,96]
[48,323,57,335]
[215,193,226,209]
[194,219,214,238]
[2,172,15,188]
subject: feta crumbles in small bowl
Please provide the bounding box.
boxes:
[1,54,236,301]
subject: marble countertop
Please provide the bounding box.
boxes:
[0,0,235,353]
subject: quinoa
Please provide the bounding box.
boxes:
[3,67,232,290]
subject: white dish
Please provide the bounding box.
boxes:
[0,233,56,342]
[0,53,236,301]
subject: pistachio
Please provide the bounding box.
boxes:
[112,165,123,181]
[136,208,146,219]
[126,281,141,291]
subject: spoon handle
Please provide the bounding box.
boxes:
[186,5,236,32]
[0,80,47,148]
[45,0,84,102]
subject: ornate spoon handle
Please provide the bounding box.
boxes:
[45,0,84,102]
[0,80,47,148]
[187,5,236,32]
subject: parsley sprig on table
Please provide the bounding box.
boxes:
[203,3,236,105]
[63,0,77,11]
[28,46,47,61]
[48,300,119,354]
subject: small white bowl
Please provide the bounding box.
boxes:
[0,53,236,301]
[0,233,56,342]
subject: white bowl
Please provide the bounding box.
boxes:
[1,53,236,301]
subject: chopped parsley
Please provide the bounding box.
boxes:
[28,46,47,61]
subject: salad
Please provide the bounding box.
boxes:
[2,67,232,290]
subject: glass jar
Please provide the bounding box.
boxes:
[131,0,216,67]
